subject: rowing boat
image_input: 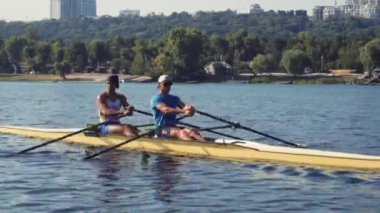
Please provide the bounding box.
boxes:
[1,125,380,171]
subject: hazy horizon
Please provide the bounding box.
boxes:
[0,0,341,22]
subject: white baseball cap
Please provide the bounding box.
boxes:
[158,75,172,83]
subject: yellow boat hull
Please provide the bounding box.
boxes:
[1,125,380,171]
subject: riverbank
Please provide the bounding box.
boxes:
[0,73,377,85]
[249,76,357,85]
[0,73,152,83]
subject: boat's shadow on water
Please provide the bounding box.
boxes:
[84,148,380,190]
[81,148,183,204]
[241,161,380,186]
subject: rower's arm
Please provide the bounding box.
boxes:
[96,94,123,116]
[156,102,194,116]
[156,102,186,115]
[119,95,134,115]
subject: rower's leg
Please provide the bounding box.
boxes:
[107,125,138,137]
[188,129,206,142]
[124,124,139,137]
[168,127,192,141]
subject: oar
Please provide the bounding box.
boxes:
[84,129,155,160]
[196,110,307,148]
[177,122,243,140]
[134,109,243,140]
[16,114,130,154]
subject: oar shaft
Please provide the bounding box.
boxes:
[239,126,299,147]
[17,129,84,154]
[17,113,129,154]
[84,130,154,160]
[134,109,243,140]
[200,125,234,131]
[196,110,304,148]
[178,121,243,140]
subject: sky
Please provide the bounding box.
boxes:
[0,0,343,22]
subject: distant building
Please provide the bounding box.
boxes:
[323,6,340,19]
[250,4,264,14]
[313,0,380,20]
[50,0,97,19]
[119,10,140,17]
[313,6,325,21]
[204,62,233,76]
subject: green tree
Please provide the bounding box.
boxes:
[251,54,277,73]
[153,52,174,78]
[360,38,380,72]
[209,35,229,61]
[280,49,310,75]
[52,41,69,79]
[22,45,36,72]
[54,61,71,80]
[88,40,110,67]
[65,41,88,72]
[24,27,39,45]
[159,27,205,81]
[0,49,10,73]
[120,47,134,73]
[227,29,248,61]
[51,41,65,63]
[4,37,27,63]
[34,42,52,73]
[130,40,156,75]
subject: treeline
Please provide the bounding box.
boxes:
[0,26,379,81]
[0,10,379,41]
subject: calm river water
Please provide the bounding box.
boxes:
[0,82,379,212]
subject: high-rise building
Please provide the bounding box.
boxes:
[51,0,96,19]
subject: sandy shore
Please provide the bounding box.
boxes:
[67,73,153,82]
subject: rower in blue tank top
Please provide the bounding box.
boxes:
[150,75,205,141]
[97,75,138,137]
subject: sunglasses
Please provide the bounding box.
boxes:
[163,82,173,87]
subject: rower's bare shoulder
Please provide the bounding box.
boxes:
[97,92,108,101]
[117,93,127,101]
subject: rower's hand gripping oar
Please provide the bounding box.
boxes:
[84,129,155,160]
[196,110,307,148]
[16,113,130,154]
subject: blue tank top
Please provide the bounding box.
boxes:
[150,93,181,129]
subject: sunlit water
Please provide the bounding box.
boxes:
[0,82,379,212]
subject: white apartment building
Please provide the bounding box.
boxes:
[119,10,140,17]
[314,0,379,20]
[323,6,340,19]
[343,0,379,18]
